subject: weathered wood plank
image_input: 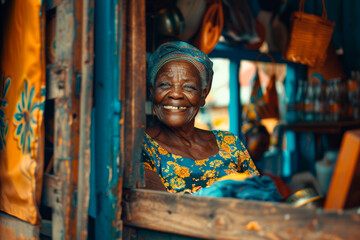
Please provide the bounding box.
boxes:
[0,211,39,240]
[76,0,94,238]
[53,0,82,238]
[123,226,202,240]
[325,130,360,210]
[123,189,360,240]
[122,0,146,189]
[41,174,62,208]
[93,0,127,238]
[40,219,52,238]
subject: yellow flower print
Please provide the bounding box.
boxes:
[170,177,186,189]
[144,144,151,153]
[143,162,156,171]
[195,159,207,166]
[248,159,256,170]
[158,145,168,155]
[167,161,180,170]
[209,160,223,168]
[162,180,169,188]
[173,154,183,161]
[224,135,235,144]
[228,162,236,169]
[219,149,230,159]
[200,169,216,180]
[224,169,238,175]
[206,178,217,187]
[175,166,190,178]
[192,185,202,193]
[239,149,251,161]
[221,143,231,153]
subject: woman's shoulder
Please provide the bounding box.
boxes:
[212,130,238,138]
[143,127,160,148]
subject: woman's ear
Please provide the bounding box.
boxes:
[201,81,211,106]
[149,85,153,99]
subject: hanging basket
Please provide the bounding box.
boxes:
[285,0,335,67]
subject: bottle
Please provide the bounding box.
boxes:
[304,81,314,122]
[325,80,332,122]
[314,81,325,122]
[347,71,357,120]
[328,78,341,122]
[295,79,306,122]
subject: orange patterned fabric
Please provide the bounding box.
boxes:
[143,130,259,193]
[0,0,45,224]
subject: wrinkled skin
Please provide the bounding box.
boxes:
[152,60,207,129]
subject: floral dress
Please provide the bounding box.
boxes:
[142,130,259,193]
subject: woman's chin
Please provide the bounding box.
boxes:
[159,118,193,128]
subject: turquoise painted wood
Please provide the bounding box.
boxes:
[93,0,122,239]
[228,60,241,138]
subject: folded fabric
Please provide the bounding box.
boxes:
[192,175,283,202]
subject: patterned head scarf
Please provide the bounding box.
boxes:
[147,41,214,90]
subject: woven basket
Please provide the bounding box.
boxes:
[285,0,335,67]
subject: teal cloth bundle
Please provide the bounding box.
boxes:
[193,175,283,202]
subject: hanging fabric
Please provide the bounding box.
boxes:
[0,0,45,225]
[243,53,280,122]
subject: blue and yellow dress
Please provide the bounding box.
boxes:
[142,130,259,193]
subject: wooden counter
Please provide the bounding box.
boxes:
[123,189,360,240]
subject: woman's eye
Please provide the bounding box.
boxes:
[184,85,196,90]
[157,82,170,87]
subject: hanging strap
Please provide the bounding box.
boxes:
[299,0,328,19]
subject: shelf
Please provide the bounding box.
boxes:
[209,42,291,64]
[284,120,360,134]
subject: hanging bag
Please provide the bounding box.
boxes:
[193,0,224,54]
[285,0,335,67]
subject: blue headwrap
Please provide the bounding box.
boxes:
[147,41,214,90]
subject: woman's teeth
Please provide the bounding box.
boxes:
[163,105,187,110]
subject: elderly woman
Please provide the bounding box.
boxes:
[142,41,259,193]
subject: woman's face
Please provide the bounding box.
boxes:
[153,60,207,128]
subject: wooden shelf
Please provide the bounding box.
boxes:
[284,120,360,134]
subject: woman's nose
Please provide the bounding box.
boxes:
[169,85,183,99]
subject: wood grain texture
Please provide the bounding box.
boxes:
[123,189,360,240]
[41,174,62,208]
[122,0,146,188]
[325,129,360,210]
[76,0,94,238]
[53,0,83,238]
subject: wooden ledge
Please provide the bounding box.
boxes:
[123,189,360,240]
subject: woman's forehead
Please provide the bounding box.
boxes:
[157,60,201,78]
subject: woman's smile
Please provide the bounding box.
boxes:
[163,105,188,110]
